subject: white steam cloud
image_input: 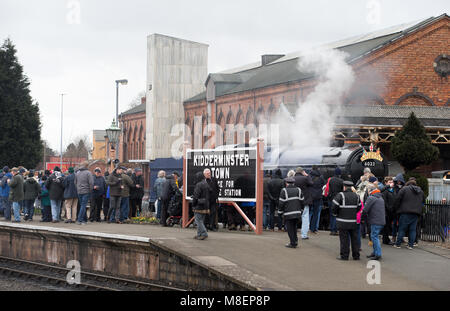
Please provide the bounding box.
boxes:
[268,48,355,150]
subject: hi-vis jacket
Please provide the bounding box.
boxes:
[278,185,304,220]
[331,189,362,230]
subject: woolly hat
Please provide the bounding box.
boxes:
[53,166,61,172]
[335,167,342,176]
[369,176,378,183]
[68,167,74,174]
[2,166,9,173]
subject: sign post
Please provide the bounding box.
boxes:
[183,141,264,235]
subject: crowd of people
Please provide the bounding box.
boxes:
[263,166,426,261]
[0,163,144,225]
[0,161,428,259]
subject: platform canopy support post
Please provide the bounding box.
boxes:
[255,138,264,235]
[182,141,189,228]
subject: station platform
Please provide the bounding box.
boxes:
[0,219,449,291]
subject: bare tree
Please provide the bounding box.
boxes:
[128,91,146,109]
[63,135,93,161]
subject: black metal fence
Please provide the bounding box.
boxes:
[421,201,449,242]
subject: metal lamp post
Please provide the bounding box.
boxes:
[106,119,121,171]
[115,79,128,158]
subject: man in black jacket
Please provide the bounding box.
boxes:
[332,180,361,261]
[279,177,304,248]
[192,170,210,240]
[381,177,396,245]
[310,166,326,233]
[268,169,285,231]
[130,168,144,218]
[205,170,220,231]
[294,167,313,240]
[45,167,65,223]
[327,167,344,236]
[393,180,425,249]
[90,168,106,222]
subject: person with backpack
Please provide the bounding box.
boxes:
[324,167,344,236]
[39,175,52,222]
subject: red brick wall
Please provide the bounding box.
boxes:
[184,16,449,148]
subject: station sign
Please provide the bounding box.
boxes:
[185,147,257,202]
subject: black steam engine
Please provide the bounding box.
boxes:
[264,143,389,183]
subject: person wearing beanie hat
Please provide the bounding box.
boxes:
[2,166,9,173]
[331,180,362,261]
[68,167,74,174]
[279,175,304,248]
[23,170,41,221]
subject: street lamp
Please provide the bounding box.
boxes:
[115,79,128,157]
[106,119,121,171]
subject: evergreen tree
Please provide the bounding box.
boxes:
[0,38,43,169]
[391,112,439,172]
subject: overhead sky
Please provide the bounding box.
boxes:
[0,0,448,153]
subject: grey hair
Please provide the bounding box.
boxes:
[287,170,296,178]
[203,168,211,174]
[158,170,166,178]
[366,183,377,193]
[364,168,372,174]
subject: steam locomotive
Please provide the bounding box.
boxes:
[264,143,389,183]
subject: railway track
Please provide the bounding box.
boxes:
[0,256,186,291]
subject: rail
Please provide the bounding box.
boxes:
[0,256,186,291]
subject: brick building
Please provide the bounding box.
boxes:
[118,97,146,163]
[184,14,450,176]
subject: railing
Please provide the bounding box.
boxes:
[421,200,449,242]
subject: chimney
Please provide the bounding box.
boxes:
[261,54,285,66]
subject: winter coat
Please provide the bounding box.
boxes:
[106,171,122,197]
[45,173,65,201]
[0,172,12,197]
[206,177,220,203]
[161,176,180,202]
[268,176,285,201]
[153,177,166,200]
[294,173,313,206]
[192,172,210,214]
[331,189,361,230]
[310,170,325,201]
[8,174,24,202]
[278,185,304,220]
[74,168,94,195]
[328,176,344,200]
[120,173,134,198]
[40,182,50,207]
[63,173,78,199]
[263,176,273,201]
[130,174,144,200]
[23,177,41,201]
[92,175,106,199]
[362,191,386,226]
[381,187,396,216]
[394,185,425,216]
